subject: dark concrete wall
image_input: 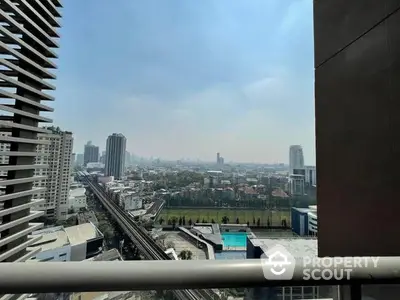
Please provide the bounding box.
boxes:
[314,0,400,256]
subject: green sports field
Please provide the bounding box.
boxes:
[157,208,291,226]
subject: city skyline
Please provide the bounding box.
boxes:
[51,0,315,165]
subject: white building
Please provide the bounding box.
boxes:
[69,186,87,211]
[289,145,304,175]
[289,174,305,196]
[27,223,103,262]
[120,191,143,211]
[305,165,317,186]
[308,205,318,236]
[33,127,74,220]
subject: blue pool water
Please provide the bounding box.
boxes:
[221,232,247,248]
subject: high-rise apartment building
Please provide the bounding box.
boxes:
[289,145,304,175]
[105,133,126,180]
[0,1,63,262]
[83,141,99,165]
[33,127,73,220]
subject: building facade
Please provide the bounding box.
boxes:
[245,236,334,300]
[0,0,63,262]
[105,133,126,180]
[288,145,304,175]
[289,174,305,196]
[83,141,99,165]
[33,127,74,220]
[27,223,103,262]
[304,165,316,186]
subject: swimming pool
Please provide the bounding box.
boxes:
[221,232,247,248]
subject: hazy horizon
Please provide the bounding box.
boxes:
[51,0,315,165]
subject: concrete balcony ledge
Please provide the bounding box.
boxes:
[1,258,400,293]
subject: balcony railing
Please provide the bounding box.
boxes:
[1,258,400,299]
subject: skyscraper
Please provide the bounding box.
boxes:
[33,127,74,220]
[105,134,126,179]
[84,141,99,165]
[0,1,63,262]
[289,145,304,175]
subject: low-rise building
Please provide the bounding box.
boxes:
[69,187,87,211]
[120,190,143,211]
[291,206,318,237]
[289,174,305,196]
[27,223,103,262]
[245,236,337,300]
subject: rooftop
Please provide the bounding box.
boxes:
[29,223,102,254]
[77,211,99,226]
[64,222,101,246]
[250,237,317,259]
[29,226,69,252]
[86,249,123,261]
[70,187,86,198]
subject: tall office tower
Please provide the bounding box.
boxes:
[0,1,63,262]
[83,141,99,165]
[289,145,304,175]
[105,133,126,180]
[33,127,73,220]
[217,152,220,164]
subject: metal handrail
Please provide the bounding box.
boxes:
[1,258,400,293]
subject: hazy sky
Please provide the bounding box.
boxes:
[51,0,315,164]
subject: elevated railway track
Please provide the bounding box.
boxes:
[78,173,217,300]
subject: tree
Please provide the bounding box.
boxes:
[236,217,239,224]
[253,217,256,225]
[257,218,261,227]
[178,250,193,260]
[211,218,215,224]
[247,221,250,227]
[182,216,186,226]
[172,217,177,229]
[267,218,271,227]
[202,218,206,223]
[159,217,164,225]
[221,216,229,224]
[196,218,200,223]
[178,217,182,226]
[188,218,192,226]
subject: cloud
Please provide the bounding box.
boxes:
[53,0,315,164]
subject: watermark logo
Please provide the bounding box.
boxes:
[261,244,296,280]
[261,244,380,281]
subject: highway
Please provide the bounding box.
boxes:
[78,173,217,300]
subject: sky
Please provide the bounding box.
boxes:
[51,0,315,164]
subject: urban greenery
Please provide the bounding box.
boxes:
[157,208,290,227]
[178,250,193,260]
